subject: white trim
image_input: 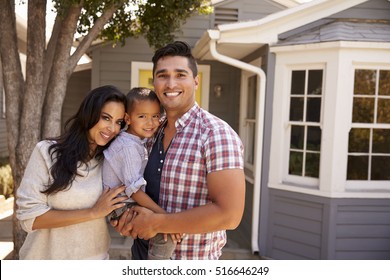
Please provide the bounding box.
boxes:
[269,182,390,198]
[271,41,390,53]
[240,58,262,176]
[269,39,390,197]
[131,61,210,111]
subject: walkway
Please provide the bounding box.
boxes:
[0,196,262,260]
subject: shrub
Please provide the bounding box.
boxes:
[0,158,13,199]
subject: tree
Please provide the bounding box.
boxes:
[0,0,212,259]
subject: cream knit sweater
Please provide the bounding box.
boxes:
[16,140,110,259]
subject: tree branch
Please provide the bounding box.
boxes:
[68,2,124,74]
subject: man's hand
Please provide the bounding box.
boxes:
[129,206,159,240]
[110,208,135,236]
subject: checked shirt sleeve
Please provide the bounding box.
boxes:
[204,124,244,173]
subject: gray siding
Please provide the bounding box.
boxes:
[215,0,286,22]
[335,203,390,259]
[331,0,390,20]
[266,189,390,260]
[62,69,91,129]
[207,61,241,131]
[91,38,152,92]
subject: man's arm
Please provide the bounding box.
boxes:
[122,168,245,239]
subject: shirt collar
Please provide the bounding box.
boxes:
[120,130,148,144]
[175,103,199,132]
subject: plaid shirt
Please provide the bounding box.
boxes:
[150,104,244,260]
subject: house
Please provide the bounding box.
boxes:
[193,0,390,259]
[9,0,388,259]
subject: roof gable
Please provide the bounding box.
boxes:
[194,0,378,60]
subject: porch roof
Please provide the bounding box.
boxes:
[193,0,369,60]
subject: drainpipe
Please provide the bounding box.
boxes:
[208,31,266,254]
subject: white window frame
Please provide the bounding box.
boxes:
[131,61,210,111]
[345,65,390,191]
[283,65,324,188]
[269,41,390,198]
[239,58,261,183]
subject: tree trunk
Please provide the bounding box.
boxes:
[42,4,82,138]
[0,0,25,259]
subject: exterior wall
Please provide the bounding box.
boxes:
[62,69,91,130]
[330,0,390,20]
[264,0,390,259]
[214,0,286,23]
[266,188,390,260]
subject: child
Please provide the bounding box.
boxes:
[102,87,176,260]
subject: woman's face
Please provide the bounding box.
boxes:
[88,101,125,152]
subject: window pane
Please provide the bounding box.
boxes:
[245,122,255,165]
[308,70,323,95]
[291,70,305,95]
[347,156,368,180]
[379,70,390,96]
[354,69,376,95]
[352,97,374,123]
[306,97,321,122]
[247,75,257,119]
[377,98,390,123]
[290,97,304,121]
[372,129,390,153]
[371,156,390,180]
[348,128,370,153]
[291,125,304,149]
[289,151,303,175]
[307,126,321,151]
[305,152,320,178]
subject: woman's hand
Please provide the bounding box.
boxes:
[90,185,127,219]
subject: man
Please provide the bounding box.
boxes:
[115,41,245,260]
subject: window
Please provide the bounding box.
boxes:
[347,69,390,181]
[288,69,323,182]
[244,75,257,168]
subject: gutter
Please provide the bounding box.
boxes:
[207,30,266,254]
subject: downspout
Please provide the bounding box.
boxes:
[208,31,266,254]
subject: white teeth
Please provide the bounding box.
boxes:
[166,92,180,97]
[101,132,110,139]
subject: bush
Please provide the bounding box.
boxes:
[0,158,13,199]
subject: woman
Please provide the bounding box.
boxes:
[16,85,128,259]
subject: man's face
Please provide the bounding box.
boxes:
[153,55,199,116]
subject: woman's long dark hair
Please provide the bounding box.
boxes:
[42,85,126,195]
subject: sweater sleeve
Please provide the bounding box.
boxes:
[16,141,53,233]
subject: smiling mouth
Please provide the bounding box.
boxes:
[100,132,111,140]
[165,91,181,97]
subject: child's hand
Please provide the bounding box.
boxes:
[164,233,185,243]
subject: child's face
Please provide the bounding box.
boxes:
[126,99,161,139]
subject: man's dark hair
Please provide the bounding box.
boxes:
[152,41,198,77]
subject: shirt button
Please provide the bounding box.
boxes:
[160,160,163,163]
[160,151,162,154]
[158,168,161,172]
